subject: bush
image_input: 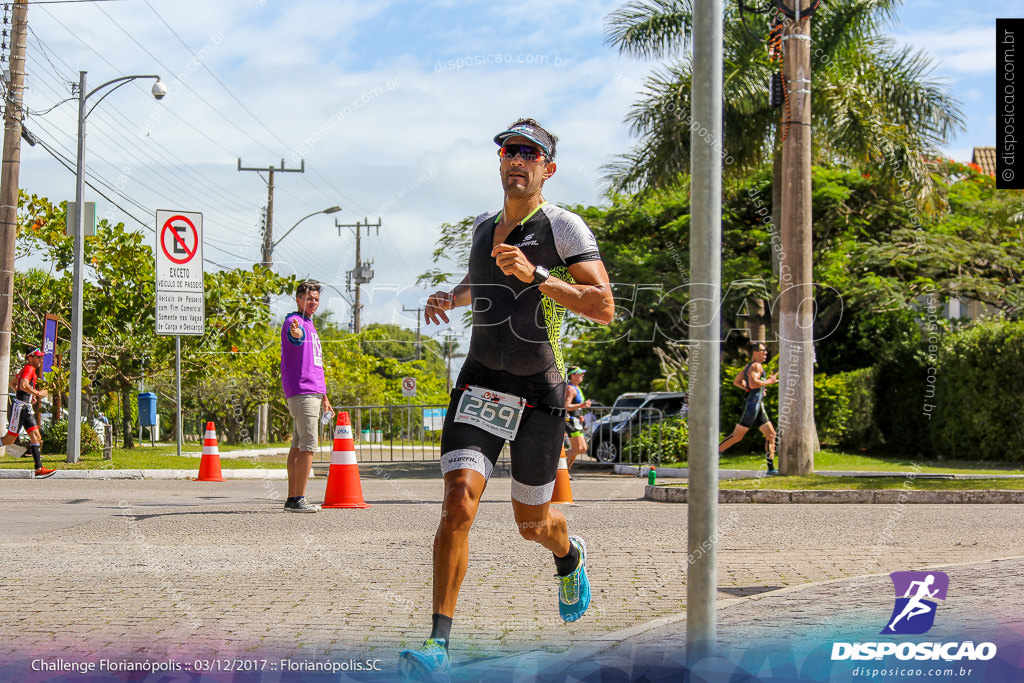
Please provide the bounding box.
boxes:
[932,321,1024,462]
[813,372,851,446]
[836,367,883,450]
[39,418,103,455]
[624,416,689,465]
[871,345,932,456]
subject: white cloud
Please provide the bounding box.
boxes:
[890,27,994,75]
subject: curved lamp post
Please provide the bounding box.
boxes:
[67,71,165,462]
[269,205,342,260]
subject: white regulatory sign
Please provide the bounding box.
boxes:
[401,377,417,398]
[155,210,205,335]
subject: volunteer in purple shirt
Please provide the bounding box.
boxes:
[280,280,332,513]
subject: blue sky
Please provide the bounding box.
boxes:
[11,0,1016,345]
[889,0,1022,162]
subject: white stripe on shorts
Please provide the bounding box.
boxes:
[440,449,492,480]
[511,478,555,506]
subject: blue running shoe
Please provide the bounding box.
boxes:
[398,638,451,682]
[558,536,591,622]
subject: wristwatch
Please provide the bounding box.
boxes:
[532,265,550,285]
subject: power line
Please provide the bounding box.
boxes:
[142,0,293,153]
[93,2,283,160]
[31,136,249,267]
[22,40,265,232]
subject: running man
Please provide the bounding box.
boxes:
[719,342,779,473]
[2,349,54,478]
[400,118,614,679]
[887,574,940,632]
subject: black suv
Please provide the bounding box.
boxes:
[588,391,688,463]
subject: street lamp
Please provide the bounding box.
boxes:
[67,71,165,463]
[267,205,342,261]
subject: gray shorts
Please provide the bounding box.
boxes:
[287,394,322,452]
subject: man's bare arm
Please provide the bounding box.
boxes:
[490,243,614,325]
[425,275,471,325]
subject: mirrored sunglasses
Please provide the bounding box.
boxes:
[497,144,546,162]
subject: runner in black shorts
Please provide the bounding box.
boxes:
[719,342,779,473]
[400,118,614,680]
[3,349,55,478]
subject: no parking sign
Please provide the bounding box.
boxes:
[155,210,205,335]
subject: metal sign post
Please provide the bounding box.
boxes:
[154,210,204,459]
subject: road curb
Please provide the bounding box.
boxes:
[645,485,1024,503]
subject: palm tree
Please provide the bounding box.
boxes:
[605,0,963,195]
[605,0,963,473]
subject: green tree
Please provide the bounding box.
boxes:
[605,1,963,472]
[604,0,963,194]
[15,192,295,447]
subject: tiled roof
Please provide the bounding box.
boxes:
[972,146,996,175]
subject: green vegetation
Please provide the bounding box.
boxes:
[604,0,963,193]
[713,476,1024,491]
[12,192,452,451]
[667,450,1024,476]
[0,446,290,470]
[932,321,1024,462]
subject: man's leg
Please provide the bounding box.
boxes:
[285,395,320,509]
[399,467,486,678]
[759,421,777,472]
[511,498,569,556]
[27,427,47,473]
[433,468,487,618]
[3,403,22,447]
[512,496,590,623]
[718,424,749,453]
[759,422,777,457]
[287,447,314,498]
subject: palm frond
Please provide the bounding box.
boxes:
[605,0,694,59]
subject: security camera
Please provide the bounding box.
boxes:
[151,80,167,100]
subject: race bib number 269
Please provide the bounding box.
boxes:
[453,385,526,440]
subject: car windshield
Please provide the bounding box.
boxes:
[628,396,687,422]
[610,398,644,415]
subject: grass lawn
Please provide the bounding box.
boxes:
[708,475,1024,491]
[660,449,1024,476]
[0,441,292,470]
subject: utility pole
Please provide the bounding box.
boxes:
[402,305,422,360]
[238,159,302,446]
[778,0,816,475]
[336,217,380,333]
[0,0,28,436]
[237,158,304,267]
[441,331,463,395]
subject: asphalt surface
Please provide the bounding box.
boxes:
[1,466,1022,681]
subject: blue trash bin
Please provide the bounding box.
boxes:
[138,392,157,427]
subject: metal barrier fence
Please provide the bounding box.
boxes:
[321,405,455,464]
[584,406,668,467]
[323,404,679,467]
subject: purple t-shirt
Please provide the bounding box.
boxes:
[280,312,327,398]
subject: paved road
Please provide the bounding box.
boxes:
[1,468,1021,681]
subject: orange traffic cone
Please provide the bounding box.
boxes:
[197,421,224,482]
[550,447,575,504]
[322,412,370,509]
